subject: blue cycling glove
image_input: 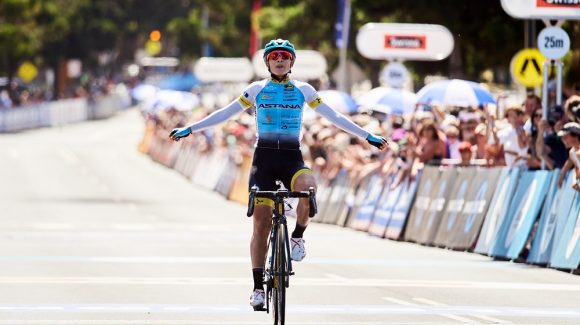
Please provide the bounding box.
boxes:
[366,133,388,150]
[169,127,191,141]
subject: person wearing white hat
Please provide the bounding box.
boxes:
[556,122,580,190]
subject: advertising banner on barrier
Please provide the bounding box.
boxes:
[345,174,373,228]
[385,177,419,240]
[527,171,573,264]
[228,154,252,204]
[433,168,475,247]
[415,168,457,245]
[368,175,400,237]
[351,174,385,231]
[474,168,520,255]
[314,174,333,221]
[215,159,238,197]
[404,167,439,242]
[450,168,502,250]
[321,170,351,224]
[550,191,580,270]
[336,178,360,227]
[491,171,551,259]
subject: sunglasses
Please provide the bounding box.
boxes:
[267,50,293,61]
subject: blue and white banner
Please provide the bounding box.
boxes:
[550,189,580,270]
[404,167,439,242]
[527,171,573,264]
[491,171,551,259]
[368,175,400,237]
[474,168,521,255]
[450,168,502,250]
[417,168,457,245]
[351,174,385,231]
[321,170,351,224]
[433,168,474,247]
[386,177,418,239]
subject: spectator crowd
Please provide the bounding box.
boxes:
[142,81,580,192]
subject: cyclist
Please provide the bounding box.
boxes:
[169,39,388,309]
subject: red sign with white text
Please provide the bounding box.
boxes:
[536,0,580,8]
[384,35,426,50]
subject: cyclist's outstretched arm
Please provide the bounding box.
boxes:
[169,100,245,141]
[314,102,389,150]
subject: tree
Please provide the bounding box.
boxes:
[0,0,44,96]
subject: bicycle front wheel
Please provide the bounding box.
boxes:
[272,223,287,324]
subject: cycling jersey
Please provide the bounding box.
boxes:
[238,78,322,149]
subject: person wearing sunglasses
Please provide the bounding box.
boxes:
[169,38,388,309]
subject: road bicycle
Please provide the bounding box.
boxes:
[247,182,317,325]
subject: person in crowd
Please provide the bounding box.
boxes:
[167,38,388,309]
[556,122,580,190]
[496,104,529,168]
[536,104,569,170]
[523,91,541,133]
[565,95,580,123]
[444,125,461,160]
[458,141,473,167]
[526,108,544,170]
[409,120,446,165]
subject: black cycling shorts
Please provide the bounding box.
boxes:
[248,147,311,207]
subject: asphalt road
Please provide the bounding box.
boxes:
[0,108,579,325]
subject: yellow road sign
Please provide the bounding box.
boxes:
[510,48,545,87]
[17,61,38,83]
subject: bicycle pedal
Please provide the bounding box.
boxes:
[253,305,267,312]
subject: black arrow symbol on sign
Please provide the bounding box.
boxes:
[519,57,542,76]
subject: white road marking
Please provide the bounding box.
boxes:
[111,223,156,231]
[413,298,481,323]
[382,297,417,306]
[32,223,75,230]
[413,297,511,324]
[0,304,575,319]
[325,273,348,281]
[0,276,576,293]
[0,321,414,325]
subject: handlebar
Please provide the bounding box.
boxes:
[247,186,317,218]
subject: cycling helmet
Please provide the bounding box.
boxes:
[263,39,296,60]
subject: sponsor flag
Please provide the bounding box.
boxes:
[249,0,261,57]
[334,0,350,48]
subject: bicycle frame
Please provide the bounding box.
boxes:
[246,183,317,323]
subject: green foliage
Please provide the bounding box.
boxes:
[0,0,43,68]
[2,0,575,90]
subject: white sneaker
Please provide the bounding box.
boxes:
[250,289,265,307]
[290,238,306,261]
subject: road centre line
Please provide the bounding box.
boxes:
[0,276,577,291]
[0,304,576,318]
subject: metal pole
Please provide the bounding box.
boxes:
[542,61,549,120]
[541,61,550,170]
[337,0,351,93]
[556,61,563,107]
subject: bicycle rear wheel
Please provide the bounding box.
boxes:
[272,223,287,324]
